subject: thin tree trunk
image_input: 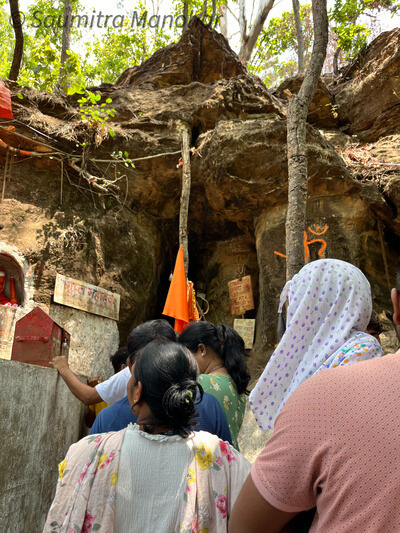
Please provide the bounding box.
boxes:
[183,1,189,31]
[293,0,305,73]
[219,3,228,37]
[200,0,208,21]
[60,0,72,66]
[58,0,72,86]
[179,126,192,277]
[333,46,341,75]
[209,0,217,27]
[238,0,247,47]
[239,0,275,62]
[285,0,328,280]
[8,0,23,81]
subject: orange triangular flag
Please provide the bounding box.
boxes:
[163,245,189,333]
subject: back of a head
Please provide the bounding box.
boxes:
[179,321,250,395]
[127,319,177,363]
[110,347,129,373]
[133,340,202,437]
[288,258,372,332]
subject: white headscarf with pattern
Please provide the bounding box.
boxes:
[250,259,383,431]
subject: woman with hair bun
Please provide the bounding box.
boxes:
[178,322,251,450]
[44,340,250,533]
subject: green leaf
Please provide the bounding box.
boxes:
[109,129,115,138]
[124,151,129,158]
[106,98,112,104]
[17,93,23,99]
[92,525,101,531]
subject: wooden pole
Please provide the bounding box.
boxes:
[179,125,192,278]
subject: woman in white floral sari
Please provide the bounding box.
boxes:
[44,340,250,533]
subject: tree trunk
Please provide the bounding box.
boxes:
[209,0,217,27]
[238,0,247,49]
[239,0,275,62]
[179,126,192,277]
[183,1,189,31]
[8,0,23,81]
[200,0,208,21]
[58,0,72,86]
[285,0,328,280]
[333,46,341,75]
[293,0,305,73]
[219,3,228,37]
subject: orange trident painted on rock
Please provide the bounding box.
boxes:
[274,224,328,260]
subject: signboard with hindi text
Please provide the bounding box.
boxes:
[228,275,254,316]
[234,319,255,349]
[54,274,120,321]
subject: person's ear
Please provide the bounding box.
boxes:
[134,380,143,404]
[391,288,400,325]
[198,343,207,357]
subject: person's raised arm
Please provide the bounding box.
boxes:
[50,356,102,406]
[229,474,299,533]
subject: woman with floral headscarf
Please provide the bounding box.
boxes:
[250,259,383,431]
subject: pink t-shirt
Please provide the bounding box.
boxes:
[252,352,400,532]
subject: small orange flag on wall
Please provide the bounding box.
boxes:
[163,245,189,333]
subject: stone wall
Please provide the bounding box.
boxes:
[49,303,119,379]
[0,359,86,533]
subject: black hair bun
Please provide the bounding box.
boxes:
[162,379,198,426]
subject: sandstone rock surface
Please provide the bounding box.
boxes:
[331,28,400,142]
[0,18,399,378]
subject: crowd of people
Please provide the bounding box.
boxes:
[43,258,400,532]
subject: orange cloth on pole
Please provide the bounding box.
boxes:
[188,281,199,322]
[0,82,13,119]
[163,245,189,333]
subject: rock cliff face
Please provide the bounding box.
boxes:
[0,19,399,376]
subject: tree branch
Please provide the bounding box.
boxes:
[239,0,276,61]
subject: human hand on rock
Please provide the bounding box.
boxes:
[50,356,69,373]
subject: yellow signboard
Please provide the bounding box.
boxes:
[233,319,255,349]
[54,274,120,321]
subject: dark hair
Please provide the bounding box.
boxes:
[133,340,203,437]
[110,347,129,373]
[178,321,251,395]
[127,319,177,364]
[366,310,383,336]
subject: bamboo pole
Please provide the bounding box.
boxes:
[179,125,192,278]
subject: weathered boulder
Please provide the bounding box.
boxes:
[331,28,400,142]
[116,17,247,88]
[274,75,339,129]
[0,18,399,377]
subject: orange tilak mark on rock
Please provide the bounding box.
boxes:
[308,224,328,236]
